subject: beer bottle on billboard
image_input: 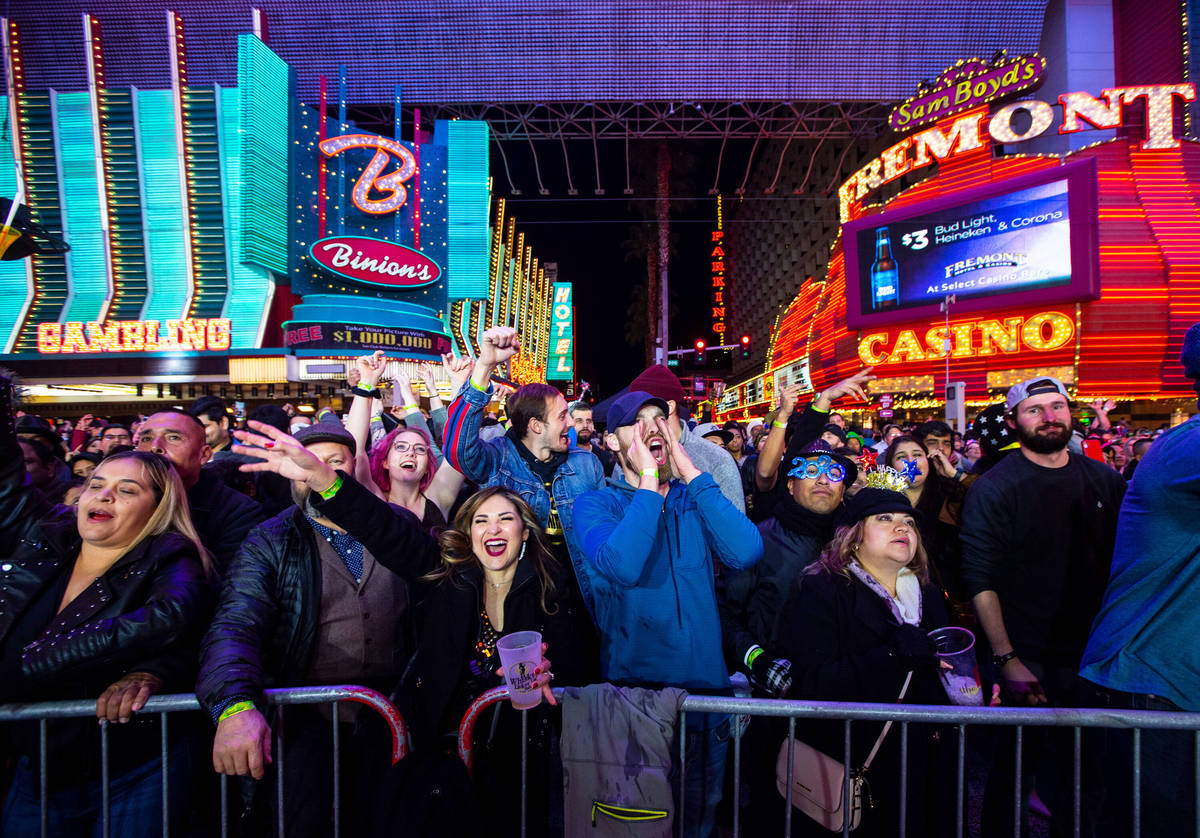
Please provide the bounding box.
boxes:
[870,227,900,310]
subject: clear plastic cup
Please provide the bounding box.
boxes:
[496,630,543,710]
[929,626,983,706]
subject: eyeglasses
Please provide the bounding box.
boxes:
[787,453,847,483]
[392,442,429,455]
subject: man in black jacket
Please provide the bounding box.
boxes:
[197,419,411,838]
[134,410,264,574]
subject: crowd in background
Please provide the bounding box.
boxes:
[0,323,1196,838]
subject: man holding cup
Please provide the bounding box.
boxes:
[573,391,763,838]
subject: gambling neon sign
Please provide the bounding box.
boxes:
[319,133,417,215]
[37,319,233,354]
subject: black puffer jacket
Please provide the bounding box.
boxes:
[0,393,210,786]
[187,465,265,574]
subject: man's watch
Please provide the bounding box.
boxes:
[992,651,1019,668]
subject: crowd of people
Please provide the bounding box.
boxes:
[0,321,1196,838]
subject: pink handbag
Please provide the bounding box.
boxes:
[775,672,912,832]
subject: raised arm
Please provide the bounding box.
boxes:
[443,327,519,482]
[346,351,388,492]
[755,383,802,492]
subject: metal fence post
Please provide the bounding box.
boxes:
[331,701,341,838]
[100,718,110,838]
[161,710,171,838]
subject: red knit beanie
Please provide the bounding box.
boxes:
[629,365,686,404]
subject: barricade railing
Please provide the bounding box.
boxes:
[0,685,408,838]
[458,686,1200,838]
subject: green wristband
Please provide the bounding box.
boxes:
[317,474,344,500]
[745,645,764,669]
[218,701,255,723]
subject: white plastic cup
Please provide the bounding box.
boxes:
[928,626,983,706]
[496,630,543,710]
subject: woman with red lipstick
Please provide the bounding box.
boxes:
[773,482,953,837]
[0,378,212,836]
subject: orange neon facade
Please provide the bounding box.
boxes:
[717,100,1200,421]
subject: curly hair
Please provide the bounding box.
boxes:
[426,487,559,614]
[811,518,930,585]
[368,426,436,496]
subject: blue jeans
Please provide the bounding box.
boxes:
[1,739,195,838]
[678,713,730,838]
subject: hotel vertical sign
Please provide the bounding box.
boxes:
[548,282,574,380]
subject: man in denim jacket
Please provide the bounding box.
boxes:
[444,326,605,620]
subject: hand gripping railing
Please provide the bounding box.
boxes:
[0,684,409,838]
[458,686,1200,838]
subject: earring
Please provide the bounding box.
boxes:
[518,542,527,562]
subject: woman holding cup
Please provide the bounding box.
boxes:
[773,477,957,837]
[231,421,586,833]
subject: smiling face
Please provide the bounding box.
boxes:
[387,430,431,486]
[470,493,529,573]
[99,426,132,454]
[532,394,571,455]
[76,458,159,550]
[889,440,928,488]
[859,511,919,568]
[1009,392,1072,454]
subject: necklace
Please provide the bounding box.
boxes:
[488,579,512,590]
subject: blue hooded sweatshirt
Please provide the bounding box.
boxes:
[573,470,763,691]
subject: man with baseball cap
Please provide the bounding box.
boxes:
[574,390,762,838]
[198,416,411,836]
[961,375,1125,836]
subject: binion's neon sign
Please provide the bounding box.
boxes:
[319,133,417,215]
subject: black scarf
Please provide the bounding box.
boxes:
[771,493,836,543]
[506,426,568,483]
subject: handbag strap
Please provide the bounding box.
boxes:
[859,671,913,774]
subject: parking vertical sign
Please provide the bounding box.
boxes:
[549,283,574,381]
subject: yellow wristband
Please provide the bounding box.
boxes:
[218,701,255,723]
[772,420,787,429]
[469,377,488,392]
[317,474,344,500]
[403,403,419,412]
[359,381,376,393]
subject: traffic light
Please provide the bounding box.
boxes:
[740,334,751,359]
[694,339,706,365]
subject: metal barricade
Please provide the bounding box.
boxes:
[458,686,1200,838]
[0,684,408,838]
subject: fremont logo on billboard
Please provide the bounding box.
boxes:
[309,236,442,289]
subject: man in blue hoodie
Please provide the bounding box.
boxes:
[573,390,763,838]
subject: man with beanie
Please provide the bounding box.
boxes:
[961,375,1125,837]
[574,390,762,838]
[1079,324,1200,836]
[198,417,411,837]
[628,364,745,512]
[718,439,856,699]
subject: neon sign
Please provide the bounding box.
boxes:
[308,236,442,288]
[841,83,1197,221]
[857,310,1074,366]
[37,319,232,354]
[712,195,726,335]
[319,133,417,215]
[548,282,574,378]
[890,53,1045,131]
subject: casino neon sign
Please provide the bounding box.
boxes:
[319,133,417,215]
[858,310,1074,366]
[37,319,232,354]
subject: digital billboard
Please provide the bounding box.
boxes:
[844,158,1099,329]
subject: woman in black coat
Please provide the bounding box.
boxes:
[773,486,954,838]
[0,381,212,836]
[232,420,590,836]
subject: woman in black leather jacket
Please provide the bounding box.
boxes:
[0,380,212,836]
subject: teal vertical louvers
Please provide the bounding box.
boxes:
[55,91,109,323]
[0,95,30,349]
[445,120,490,299]
[12,91,68,352]
[217,85,272,348]
[181,86,229,318]
[135,88,189,322]
[236,34,290,275]
[101,88,149,320]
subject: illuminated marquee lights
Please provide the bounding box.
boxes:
[840,83,1197,221]
[858,310,1074,366]
[712,195,725,336]
[889,52,1046,131]
[36,318,232,353]
[548,282,574,378]
[319,133,417,215]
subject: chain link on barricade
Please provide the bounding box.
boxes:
[0,685,408,838]
[458,686,1200,838]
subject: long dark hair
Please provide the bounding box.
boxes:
[426,487,559,614]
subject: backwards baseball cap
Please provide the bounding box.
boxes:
[1005,376,1070,411]
[822,423,848,445]
[606,390,670,430]
[292,417,357,457]
[694,422,733,445]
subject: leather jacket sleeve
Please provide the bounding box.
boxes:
[20,535,210,685]
[0,378,50,557]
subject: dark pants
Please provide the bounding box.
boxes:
[1085,682,1198,838]
[981,662,1103,838]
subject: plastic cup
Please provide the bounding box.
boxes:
[928,626,983,706]
[496,630,543,710]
